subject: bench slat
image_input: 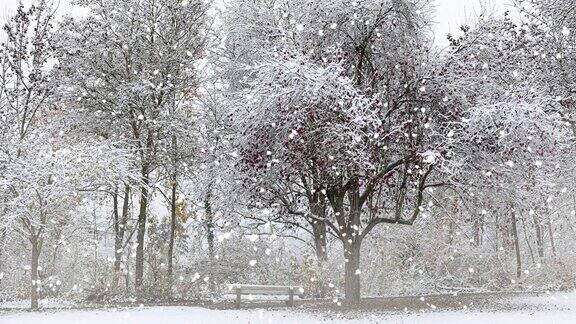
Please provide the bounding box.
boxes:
[227,284,304,295]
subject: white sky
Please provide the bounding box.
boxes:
[433,0,510,48]
[0,0,509,47]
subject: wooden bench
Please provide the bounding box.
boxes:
[227,284,304,308]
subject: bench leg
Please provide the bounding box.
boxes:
[287,288,294,307]
[235,288,241,309]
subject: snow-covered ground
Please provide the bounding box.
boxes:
[1,293,576,324]
[0,298,76,310]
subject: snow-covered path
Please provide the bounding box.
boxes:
[1,293,576,324]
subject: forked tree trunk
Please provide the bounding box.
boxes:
[327,183,364,307]
[135,167,150,290]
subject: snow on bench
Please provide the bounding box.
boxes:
[226,284,304,308]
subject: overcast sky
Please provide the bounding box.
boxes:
[0,0,509,47]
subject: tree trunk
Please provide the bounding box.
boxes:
[473,214,483,246]
[310,193,328,263]
[112,188,120,286]
[511,207,522,280]
[124,246,131,293]
[205,189,214,261]
[547,217,556,255]
[532,211,544,260]
[306,191,329,297]
[30,238,40,310]
[343,240,361,306]
[204,188,216,294]
[167,133,178,281]
[494,212,500,252]
[312,220,327,263]
[448,199,457,245]
[344,184,362,306]
[0,227,5,277]
[113,185,130,288]
[135,168,150,290]
[167,177,177,279]
[328,183,364,307]
[520,213,536,264]
[310,214,327,298]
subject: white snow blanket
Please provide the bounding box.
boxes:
[1,293,575,324]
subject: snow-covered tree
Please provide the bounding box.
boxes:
[0,0,57,310]
[0,1,134,309]
[223,0,454,305]
[54,0,210,291]
[437,10,574,288]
